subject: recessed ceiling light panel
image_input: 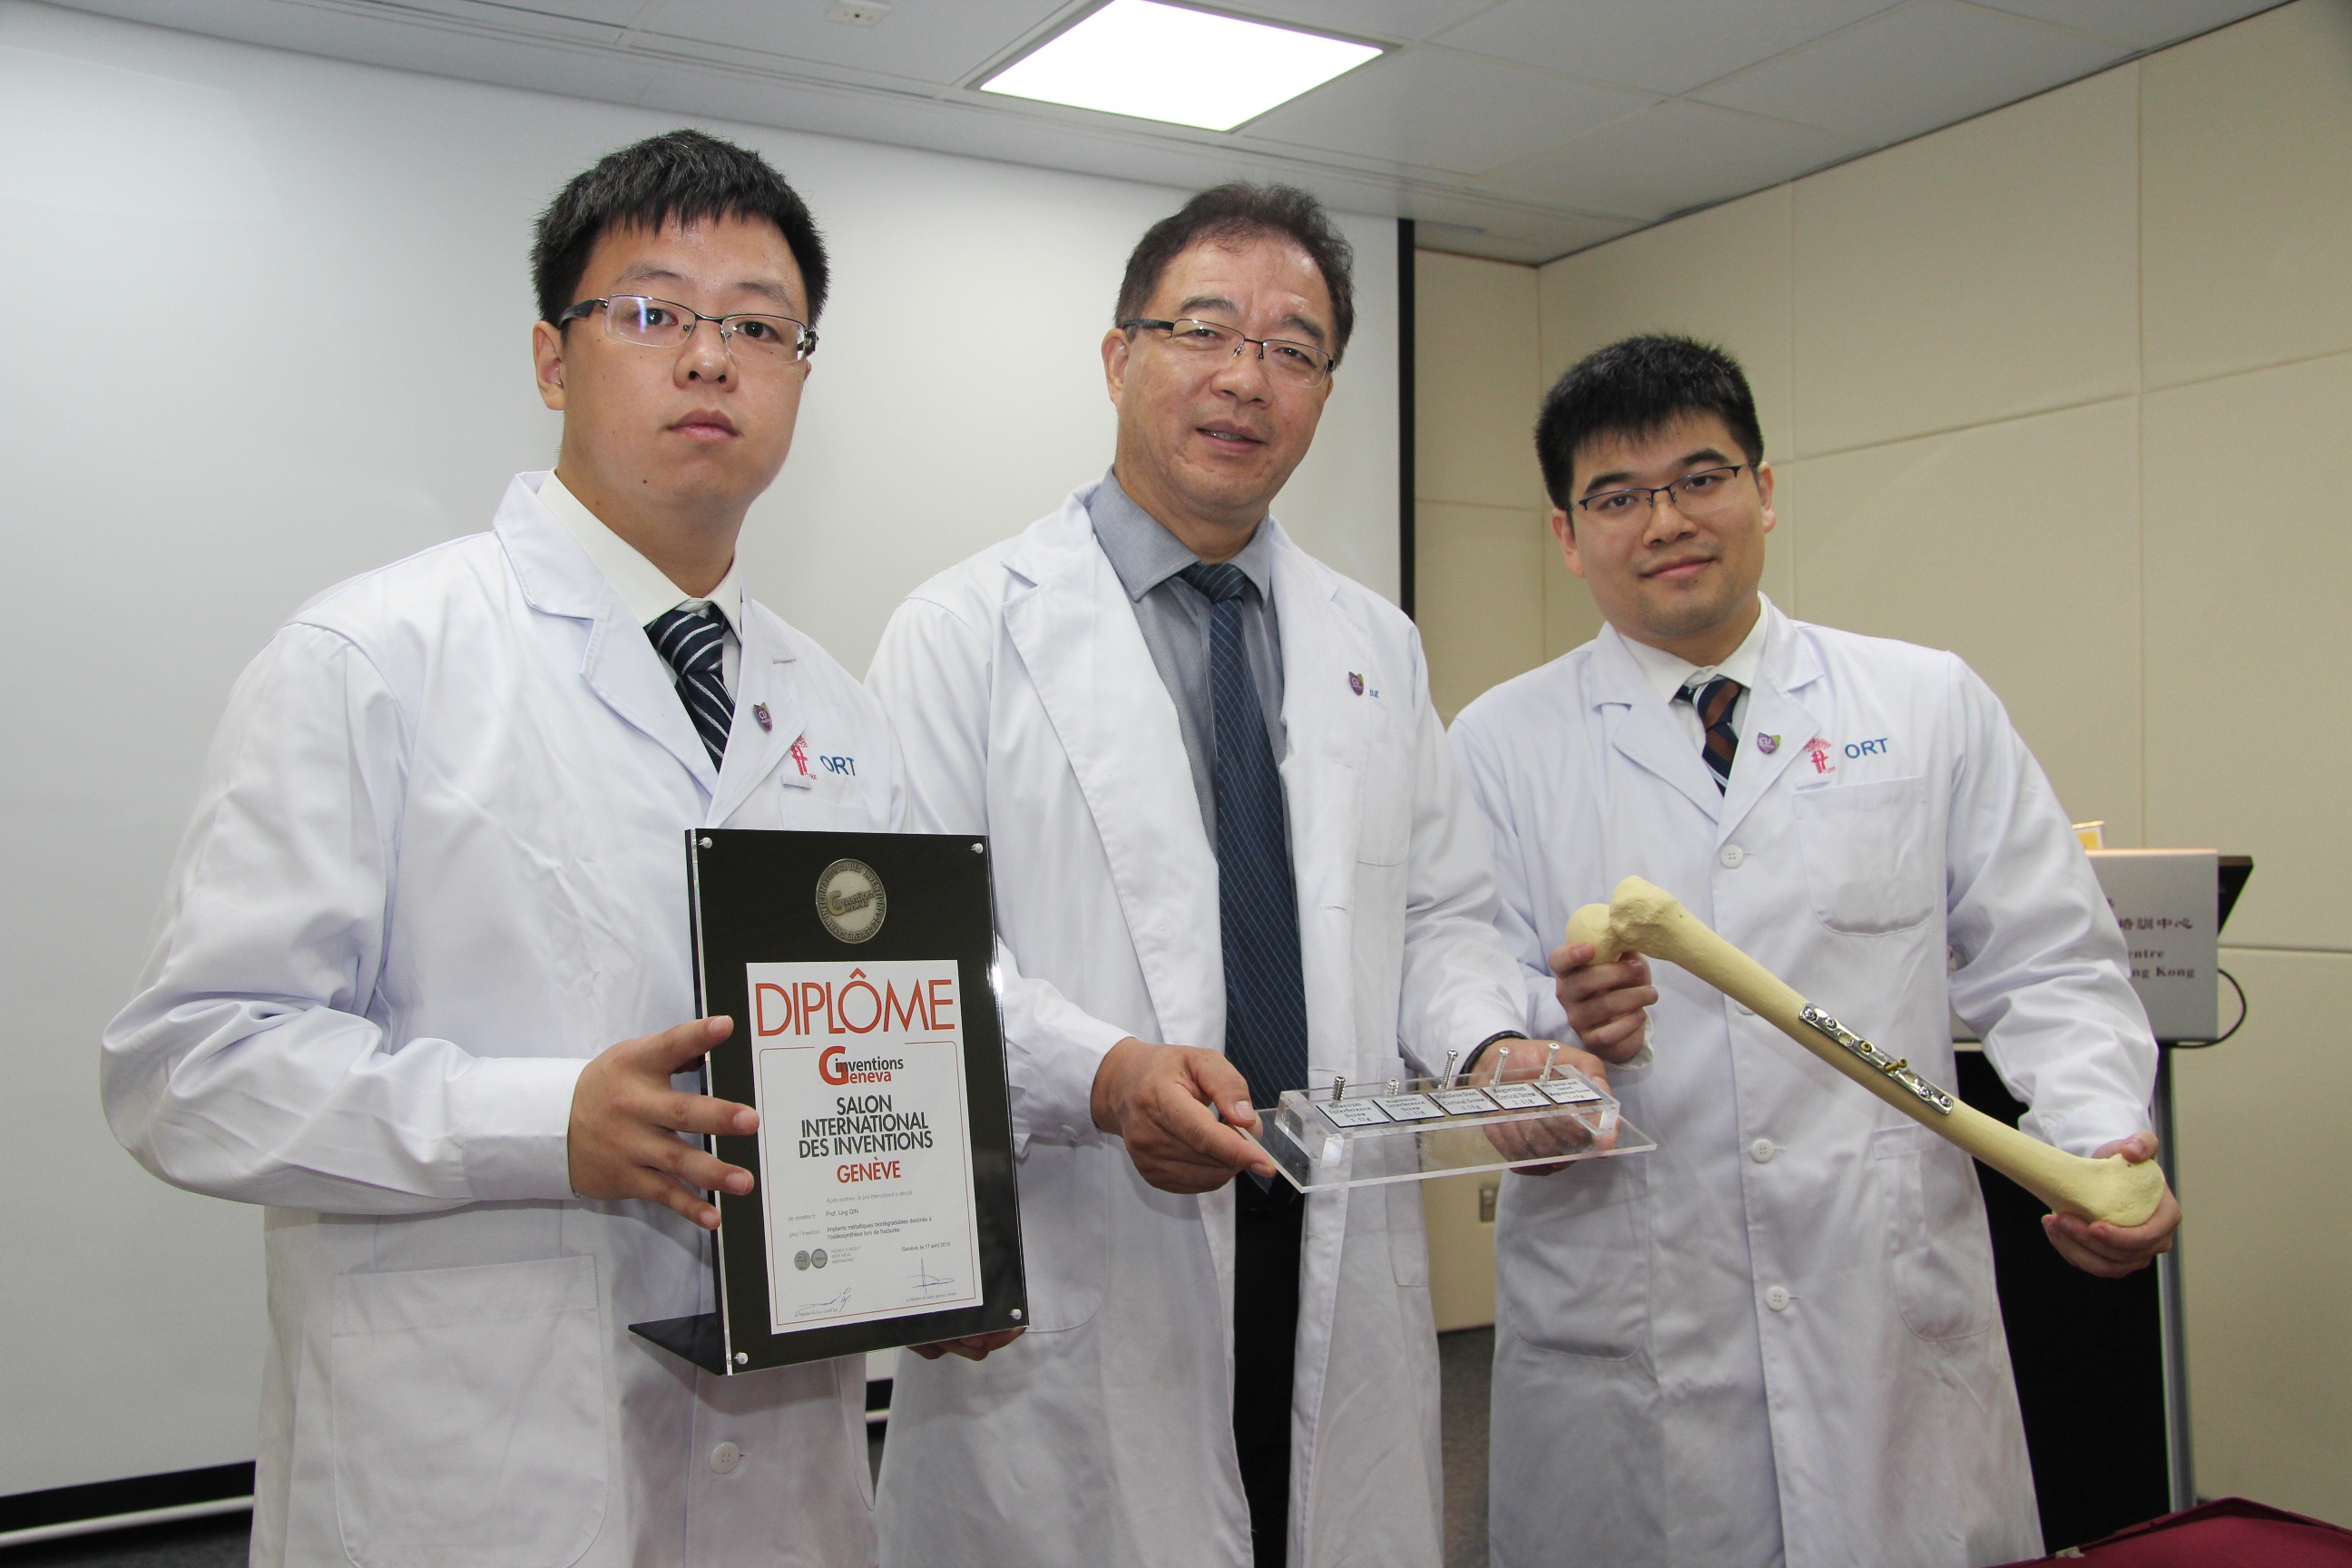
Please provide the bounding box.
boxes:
[980,1,1383,132]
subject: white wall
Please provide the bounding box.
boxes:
[0,0,1397,1498]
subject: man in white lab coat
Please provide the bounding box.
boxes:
[103,132,913,1567]
[1449,336,2184,1567]
[867,184,1590,1568]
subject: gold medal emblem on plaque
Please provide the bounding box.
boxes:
[815,858,887,944]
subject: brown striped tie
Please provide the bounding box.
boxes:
[1680,675,1744,792]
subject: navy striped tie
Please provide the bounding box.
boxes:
[649,605,732,769]
[1180,563,1308,1115]
[1679,674,1743,792]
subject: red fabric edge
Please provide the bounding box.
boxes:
[1989,1496,2352,1565]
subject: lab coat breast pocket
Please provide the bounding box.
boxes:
[1871,1123,1996,1342]
[1792,776,1936,935]
[330,1255,608,1568]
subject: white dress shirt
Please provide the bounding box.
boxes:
[539,470,744,692]
[1615,593,1772,760]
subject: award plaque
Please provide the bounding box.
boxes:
[1257,1047,1653,1191]
[630,829,1026,1374]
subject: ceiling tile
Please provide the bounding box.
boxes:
[1243,48,1650,175]
[1433,0,1902,95]
[1695,1,2128,144]
[1483,100,1865,220]
[389,0,646,26]
[46,0,2253,258]
[1506,211,1644,262]
[1396,189,1632,245]
[338,0,637,44]
[1224,0,1501,44]
[632,0,1067,85]
[1968,0,2281,51]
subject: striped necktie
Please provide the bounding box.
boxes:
[1679,674,1743,793]
[648,605,732,769]
[1179,562,1308,1117]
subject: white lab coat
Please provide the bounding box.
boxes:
[103,474,901,1568]
[864,487,1528,1568]
[1448,602,2157,1568]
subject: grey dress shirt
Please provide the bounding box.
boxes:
[1085,470,1286,842]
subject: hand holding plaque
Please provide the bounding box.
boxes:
[630,831,1028,1376]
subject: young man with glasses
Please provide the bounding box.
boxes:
[103,131,927,1567]
[1448,335,2181,1567]
[866,183,1593,1568]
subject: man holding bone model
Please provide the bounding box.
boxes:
[1449,336,2181,1567]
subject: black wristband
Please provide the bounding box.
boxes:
[1457,1030,1527,1081]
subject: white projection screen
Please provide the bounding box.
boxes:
[0,2,1398,1499]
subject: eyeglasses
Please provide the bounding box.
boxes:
[1573,465,1754,524]
[557,295,817,363]
[1118,317,1336,388]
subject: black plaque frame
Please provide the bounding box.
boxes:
[630,828,1025,1374]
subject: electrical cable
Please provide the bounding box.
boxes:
[2171,966,2246,1049]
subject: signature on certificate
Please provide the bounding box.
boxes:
[796,1288,854,1317]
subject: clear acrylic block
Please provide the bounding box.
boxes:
[1254,1066,1653,1191]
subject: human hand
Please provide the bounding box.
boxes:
[1090,1038,1275,1193]
[2043,1132,2181,1277]
[1548,941,1657,1064]
[567,1015,758,1230]
[1475,1040,1613,1176]
[907,1328,1027,1363]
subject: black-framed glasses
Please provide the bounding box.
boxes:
[1118,317,1336,387]
[557,295,817,362]
[1573,465,1754,524]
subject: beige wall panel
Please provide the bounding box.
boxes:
[1423,1171,1500,1332]
[1541,528,1607,662]
[2144,353,2352,947]
[2174,947,2352,1526]
[1758,456,1800,618]
[1416,250,1545,510]
[1535,184,1794,463]
[1783,400,2141,841]
[1417,500,1549,722]
[1791,66,2140,458]
[2141,0,2352,390]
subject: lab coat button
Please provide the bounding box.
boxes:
[1736,1001,1756,1017]
[1750,1138,1776,1164]
[1765,1285,1791,1312]
[1719,846,1745,868]
[710,1441,741,1475]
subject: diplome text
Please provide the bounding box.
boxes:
[754,966,956,1163]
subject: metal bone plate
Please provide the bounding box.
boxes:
[1798,1005,1955,1115]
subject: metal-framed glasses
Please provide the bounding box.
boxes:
[557,295,818,362]
[1119,317,1336,388]
[1573,465,1754,524]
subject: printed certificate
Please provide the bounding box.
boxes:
[748,960,985,1332]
